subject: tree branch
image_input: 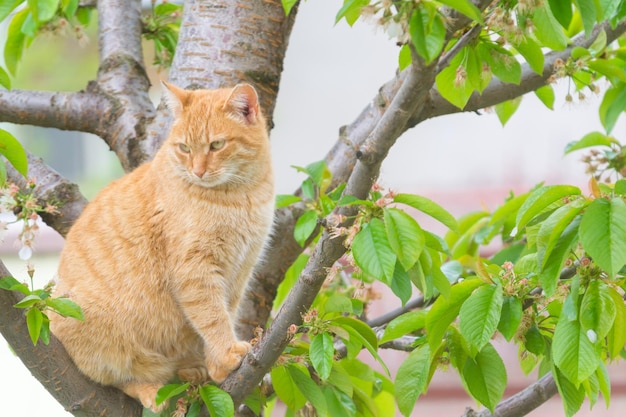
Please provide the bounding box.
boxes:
[367,295,427,328]
[464,373,558,417]
[95,0,155,171]
[0,262,142,417]
[6,152,87,238]
[223,49,437,405]
[0,88,112,136]
[421,19,626,122]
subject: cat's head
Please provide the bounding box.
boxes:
[160,82,270,189]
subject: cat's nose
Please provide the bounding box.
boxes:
[193,168,206,178]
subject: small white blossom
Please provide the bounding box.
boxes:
[18,246,32,261]
[385,20,403,39]
[586,329,597,343]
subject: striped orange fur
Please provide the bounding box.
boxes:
[50,83,274,411]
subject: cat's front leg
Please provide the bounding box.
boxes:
[206,340,252,383]
[171,276,251,382]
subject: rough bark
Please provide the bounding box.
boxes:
[464,374,558,417]
[0,262,142,417]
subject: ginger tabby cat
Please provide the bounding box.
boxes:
[50,82,274,411]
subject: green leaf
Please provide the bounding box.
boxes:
[394,193,458,233]
[384,208,425,270]
[515,185,581,233]
[380,310,427,345]
[564,131,617,154]
[536,199,586,270]
[574,0,596,36]
[435,47,474,109]
[579,197,626,277]
[596,361,611,408]
[548,0,573,28]
[13,294,43,308]
[588,59,626,83]
[535,85,555,109]
[294,210,318,247]
[328,362,354,397]
[26,307,43,345]
[0,276,23,291]
[275,194,301,208]
[351,219,397,284]
[409,7,445,64]
[489,193,529,226]
[156,383,190,406]
[494,97,522,126]
[426,278,484,348]
[515,37,544,75]
[524,324,547,355]
[286,364,327,416]
[462,343,507,412]
[538,216,581,297]
[45,297,84,320]
[532,3,569,50]
[32,0,60,22]
[607,286,626,359]
[310,333,334,381]
[599,84,626,134]
[271,366,306,411]
[0,128,28,177]
[553,318,599,385]
[391,262,412,306]
[438,0,483,22]
[335,0,368,26]
[395,344,431,417]
[477,42,521,84]
[324,386,356,417]
[580,280,616,339]
[0,66,11,90]
[459,284,503,353]
[61,0,78,16]
[615,179,626,196]
[4,8,29,76]
[553,366,585,417]
[398,44,411,71]
[497,296,523,341]
[330,316,388,374]
[0,0,23,22]
[281,0,298,15]
[199,385,234,417]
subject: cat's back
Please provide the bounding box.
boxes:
[56,162,162,292]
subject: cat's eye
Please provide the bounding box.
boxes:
[210,140,225,150]
[178,143,191,153]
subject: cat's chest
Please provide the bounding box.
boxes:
[162,198,273,259]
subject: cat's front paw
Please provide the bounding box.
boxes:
[208,341,251,383]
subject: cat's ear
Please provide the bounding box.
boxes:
[224,83,260,124]
[161,81,189,118]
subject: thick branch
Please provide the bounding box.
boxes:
[464,373,558,417]
[0,262,142,417]
[223,51,436,405]
[96,0,155,171]
[0,88,112,136]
